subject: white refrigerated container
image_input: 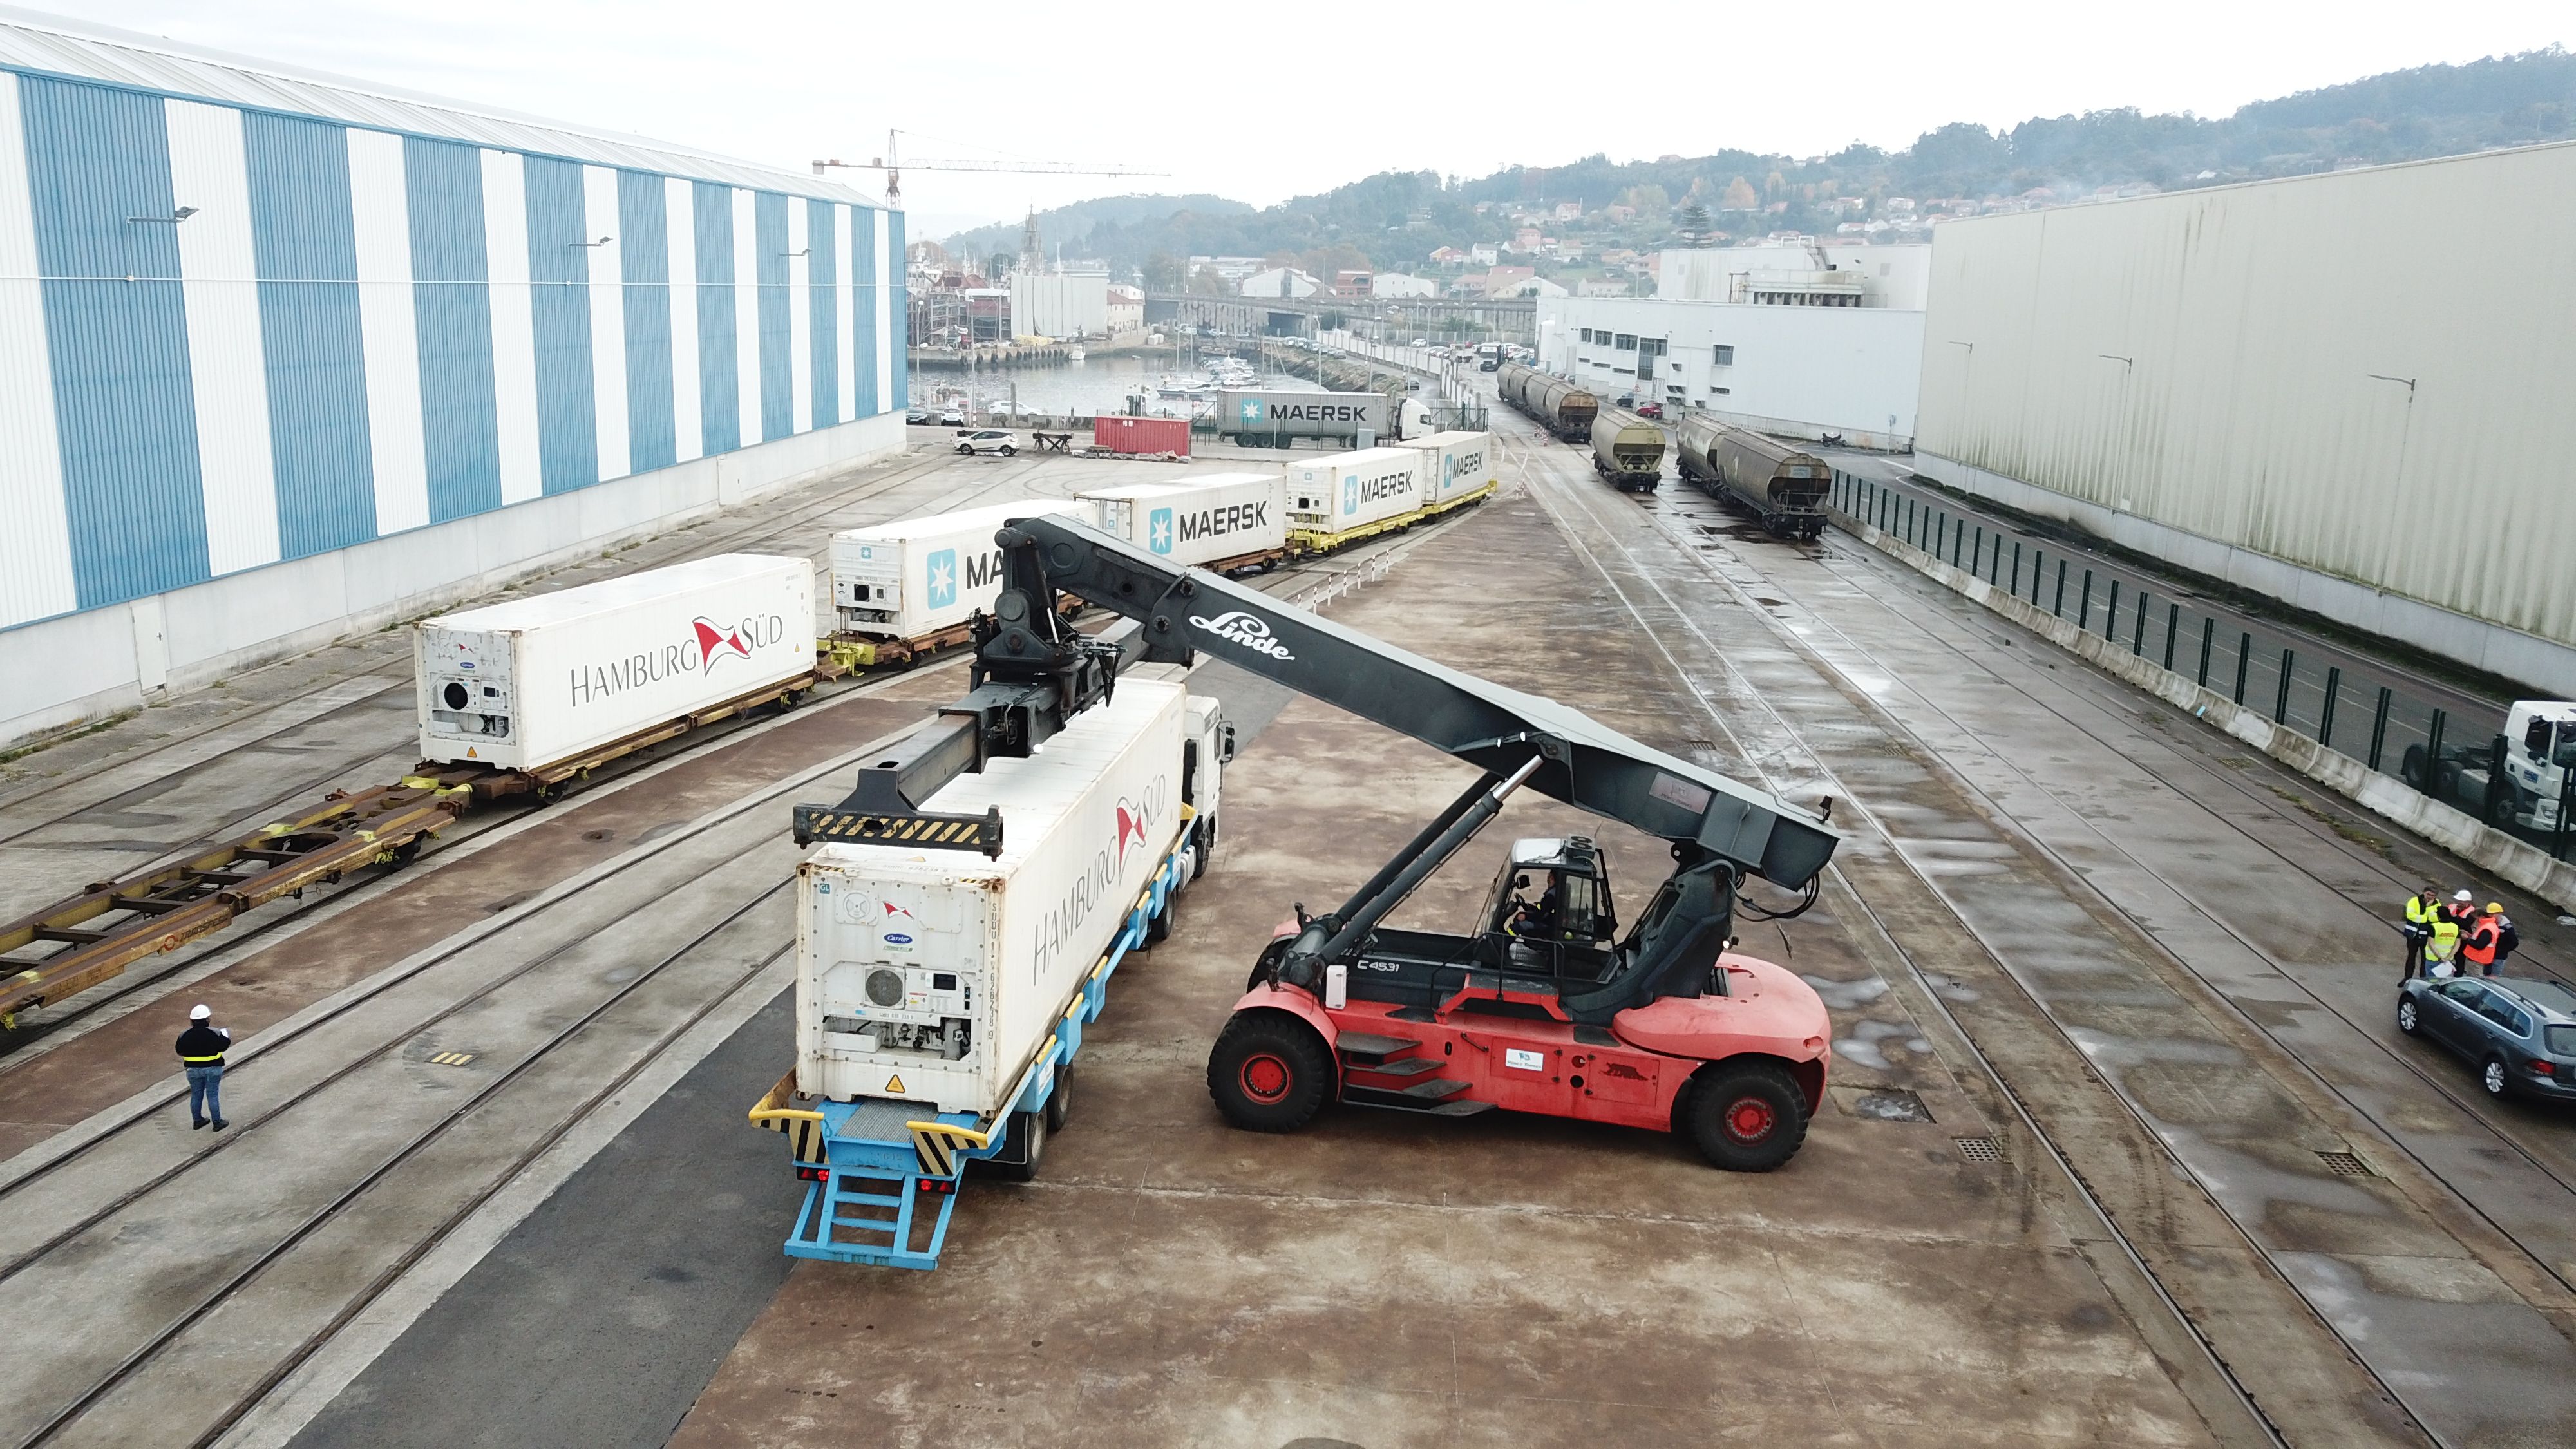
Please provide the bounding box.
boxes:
[1078,472,1288,568]
[413,553,815,773]
[1283,447,1426,536]
[796,679,1193,1115]
[1389,430,1495,505]
[829,498,1080,640]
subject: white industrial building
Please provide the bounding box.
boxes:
[1915,140,2576,694]
[1659,243,1931,309]
[1106,283,1143,335]
[1370,272,1438,298]
[1240,267,1323,298]
[1537,297,1922,448]
[1010,269,1108,339]
[0,12,905,748]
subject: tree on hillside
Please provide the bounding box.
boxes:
[1720,176,1759,210]
[1675,202,1712,242]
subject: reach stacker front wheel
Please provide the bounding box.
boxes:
[1208,1011,1332,1133]
[1681,1060,1809,1172]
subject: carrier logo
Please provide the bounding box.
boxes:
[1188,610,1294,661]
[1148,507,1175,554]
[925,549,959,609]
[692,618,753,674]
[1342,468,1412,515]
[1114,799,1150,863]
[1177,500,1266,544]
[1238,397,1265,424]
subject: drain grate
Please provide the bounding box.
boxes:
[2316,1151,2373,1178]
[1953,1135,2002,1163]
[428,1051,478,1067]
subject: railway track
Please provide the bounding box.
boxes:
[1489,417,2412,1443]
[1753,498,2576,1291]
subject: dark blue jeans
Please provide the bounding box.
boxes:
[186,1065,224,1124]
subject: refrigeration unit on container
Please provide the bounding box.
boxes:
[829,499,1081,643]
[413,554,815,775]
[1219,389,1390,447]
[1388,431,1497,508]
[795,679,1191,1115]
[1089,415,1191,457]
[1078,473,1289,571]
[1284,447,1426,542]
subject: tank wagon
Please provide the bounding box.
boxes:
[1675,416,1830,538]
[1589,409,1665,492]
[1497,362,1597,442]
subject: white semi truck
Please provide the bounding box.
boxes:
[759,676,1230,1268]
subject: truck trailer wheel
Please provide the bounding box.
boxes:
[984,1109,1046,1182]
[1682,1061,1809,1172]
[2400,744,2427,790]
[1146,892,1177,943]
[1208,1010,1332,1132]
[1045,1066,1073,1132]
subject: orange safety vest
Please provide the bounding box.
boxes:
[2464,916,2503,967]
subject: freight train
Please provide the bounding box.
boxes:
[1673,416,1830,538]
[1589,409,1666,492]
[1496,362,1598,442]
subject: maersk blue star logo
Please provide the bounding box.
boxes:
[1148,507,1175,554]
[925,549,958,609]
[1238,398,1264,423]
[1343,476,1358,513]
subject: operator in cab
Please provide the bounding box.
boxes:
[1506,871,1569,940]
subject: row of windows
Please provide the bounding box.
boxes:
[1571,328,1732,367]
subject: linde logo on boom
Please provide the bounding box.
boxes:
[1188,610,1294,660]
[567,612,786,706]
[1033,773,1170,983]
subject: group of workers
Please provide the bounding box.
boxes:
[2401,887,2520,981]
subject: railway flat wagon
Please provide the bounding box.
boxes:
[1497,362,1597,442]
[1079,473,1289,573]
[1283,447,1428,551]
[415,553,818,778]
[829,500,1082,667]
[1388,430,1498,515]
[1589,409,1666,492]
[1675,416,1830,538]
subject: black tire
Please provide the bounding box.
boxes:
[956,443,974,455]
[999,444,1016,457]
[985,1108,1046,1182]
[2486,785,2520,828]
[2397,996,2421,1036]
[1207,1010,1333,1132]
[1191,819,1213,878]
[2482,1056,2512,1100]
[1045,1066,1072,1133]
[1146,892,1175,943]
[2400,744,2427,789]
[1681,1060,1810,1172]
[2435,762,2462,802]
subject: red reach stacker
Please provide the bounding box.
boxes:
[806,511,1841,1172]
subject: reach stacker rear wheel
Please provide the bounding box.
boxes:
[1208,1011,1332,1133]
[1682,1060,1808,1173]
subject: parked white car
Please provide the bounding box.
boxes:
[954,428,1021,457]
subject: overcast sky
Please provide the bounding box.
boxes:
[39,1,2573,236]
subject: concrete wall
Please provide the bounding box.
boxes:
[1,411,902,748]
[1918,139,2576,674]
[1537,296,1922,448]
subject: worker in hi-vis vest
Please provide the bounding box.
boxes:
[175,1003,231,1131]
[2401,886,2442,979]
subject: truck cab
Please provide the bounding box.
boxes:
[2503,701,2576,829]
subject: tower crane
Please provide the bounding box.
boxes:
[813,129,1165,207]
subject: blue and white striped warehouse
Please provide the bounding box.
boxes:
[0,14,907,745]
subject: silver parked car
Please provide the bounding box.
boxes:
[2398,975,2576,1101]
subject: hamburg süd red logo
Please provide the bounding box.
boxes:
[1114,801,1148,863]
[693,617,753,674]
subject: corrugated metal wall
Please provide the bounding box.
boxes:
[0,66,902,634]
[1918,141,2576,651]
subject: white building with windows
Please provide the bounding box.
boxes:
[1536,297,1922,450]
[1658,243,1931,309]
[1239,266,1323,298]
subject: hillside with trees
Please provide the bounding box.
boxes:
[943,46,2572,283]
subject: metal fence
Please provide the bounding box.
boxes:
[1830,470,2576,862]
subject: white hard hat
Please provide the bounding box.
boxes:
[2455,889,2474,903]
[189,1003,210,1019]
